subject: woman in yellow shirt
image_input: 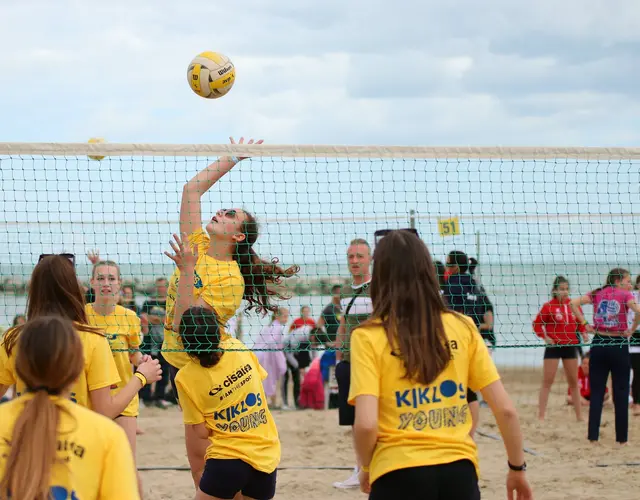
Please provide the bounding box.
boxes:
[0,255,161,419]
[0,315,140,500]
[348,231,533,500]
[86,260,145,456]
[174,306,280,500]
[162,136,298,389]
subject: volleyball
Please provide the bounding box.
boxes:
[87,137,106,161]
[187,51,236,99]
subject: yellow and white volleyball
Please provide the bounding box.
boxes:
[87,137,106,161]
[187,51,236,99]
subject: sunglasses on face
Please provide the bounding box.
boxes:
[219,209,238,220]
[39,253,76,267]
[374,228,420,245]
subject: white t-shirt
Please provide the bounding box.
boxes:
[629,291,640,353]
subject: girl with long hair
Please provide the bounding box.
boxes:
[348,230,532,500]
[174,305,281,500]
[0,255,161,420]
[571,268,640,444]
[0,316,139,499]
[534,276,587,421]
[162,137,299,390]
[86,261,145,458]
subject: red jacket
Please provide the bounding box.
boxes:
[533,297,585,345]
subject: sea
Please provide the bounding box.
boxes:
[2,261,636,368]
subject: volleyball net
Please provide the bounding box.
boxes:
[1,142,639,361]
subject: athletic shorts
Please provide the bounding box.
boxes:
[544,346,578,360]
[335,360,355,426]
[199,458,277,500]
[467,389,478,404]
[370,459,480,500]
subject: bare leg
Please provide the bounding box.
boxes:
[562,357,582,421]
[538,358,560,420]
[115,416,143,496]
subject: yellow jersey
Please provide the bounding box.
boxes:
[175,337,281,473]
[85,304,142,417]
[348,314,500,483]
[0,326,120,410]
[0,394,140,499]
[162,229,244,369]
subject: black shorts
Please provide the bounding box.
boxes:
[199,458,277,500]
[370,459,479,500]
[467,389,478,404]
[335,360,355,426]
[544,346,579,360]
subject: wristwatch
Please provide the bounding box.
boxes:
[508,461,527,472]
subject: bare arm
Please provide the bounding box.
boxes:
[479,310,494,331]
[353,395,378,469]
[185,424,209,489]
[570,296,593,330]
[335,315,346,362]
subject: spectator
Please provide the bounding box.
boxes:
[120,284,141,315]
[289,305,316,332]
[254,307,289,408]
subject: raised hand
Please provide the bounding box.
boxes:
[229,136,264,161]
[87,249,100,265]
[164,233,198,271]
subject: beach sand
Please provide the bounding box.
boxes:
[138,367,640,500]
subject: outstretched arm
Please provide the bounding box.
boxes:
[179,137,263,237]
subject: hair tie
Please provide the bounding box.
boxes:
[27,386,59,395]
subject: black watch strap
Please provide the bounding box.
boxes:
[508,461,527,472]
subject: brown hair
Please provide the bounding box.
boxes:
[234,211,299,315]
[551,276,569,298]
[365,230,456,385]
[590,268,630,296]
[0,316,84,500]
[2,256,103,356]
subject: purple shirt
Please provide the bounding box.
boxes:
[588,286,634,332]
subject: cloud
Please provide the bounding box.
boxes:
[0,0,638,146]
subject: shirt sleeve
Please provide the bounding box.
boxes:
[87,335,121,391]
[348,327,380,405]
[532,304,547,338]
[175,372,206,425]
[467,320,501,392]
[187,229,210,257]
[0,344,16,386]
[99,425,141,500]
[128,314,143,350]
[250,352,269,381]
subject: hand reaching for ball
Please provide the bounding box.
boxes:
[229,136,264,162]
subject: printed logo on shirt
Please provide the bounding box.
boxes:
[209,363,253,400]
[395,379,470,432]
[595,300,621,328]
[213,392,268,432]
[194,270,203,289]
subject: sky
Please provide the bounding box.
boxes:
[1,0,640,277]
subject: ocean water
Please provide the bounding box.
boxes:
[2,261,636,368]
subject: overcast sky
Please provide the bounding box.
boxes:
[1,0,639,146]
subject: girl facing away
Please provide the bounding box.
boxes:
[0,255,161,419]
[175,306,281,500]
[571,268,640,445]
[534,276,587,422]
[0,316,139,500]
[348,230,532,500]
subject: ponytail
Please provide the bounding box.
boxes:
[234,213,299,315]
[589,268,630,296]
[0,391,59,500]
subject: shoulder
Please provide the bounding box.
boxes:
[442,311,476,335]
[352,321,384,342]
[65,399,121,430]
[116,305,140,322]
[84,303,94,314]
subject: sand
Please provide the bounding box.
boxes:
[137,367,640,500]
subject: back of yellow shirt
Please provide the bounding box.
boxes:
[348,313,500,483]
[175,338,281,473]
[162,229,245,369]
[86,304,142,417]
[0,327,120,410]
[0,395,140,499]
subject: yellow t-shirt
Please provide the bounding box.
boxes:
[163,229,245,369]
[0,326,120,410]
[86,304,142,417]
[0,394,140,499]
[348,313,500,483]
[175,337,281,473]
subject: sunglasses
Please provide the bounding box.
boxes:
[374,228,420,245]
[39,253,76,267]
[219,209,238,220]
